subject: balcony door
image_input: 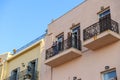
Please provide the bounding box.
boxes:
[57,34,64,52]
[99,9,111,32]
[72,26,80,49]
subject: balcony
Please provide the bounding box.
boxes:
[45,37,82,67]
[83,18,120,50]
[4,69,39,80]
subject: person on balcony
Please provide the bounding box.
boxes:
[52,41,58,55]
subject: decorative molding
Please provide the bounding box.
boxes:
[97,6,110,15]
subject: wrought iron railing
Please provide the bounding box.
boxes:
[4,70,39,80]
[83,19,119,41]
[15,34,45,53]
[46,37,81,60]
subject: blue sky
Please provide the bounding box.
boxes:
[0,0,84,54]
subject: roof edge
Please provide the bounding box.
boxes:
[48,0,87,25]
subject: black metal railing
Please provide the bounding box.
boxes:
[4,70,39,80]
[83,18,119,41]
[46,37,81,60]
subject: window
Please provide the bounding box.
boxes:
[102,69,117,80]
[99,9,110,18]
[57,34,64,52]
[11,68,20,80]
[27,59,38,80]
[71,26,80,49]
[99,9,111,32]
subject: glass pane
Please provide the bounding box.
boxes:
[57,35,64,51]
[72,26,80,49]
[99,10,110,18]
[104,70,117,80]
[58,35,63,42]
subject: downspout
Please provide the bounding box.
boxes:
[51,67,53,80]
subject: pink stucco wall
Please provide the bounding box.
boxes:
[42,0,120,80]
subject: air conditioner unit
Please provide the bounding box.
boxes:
[109,77,117,80]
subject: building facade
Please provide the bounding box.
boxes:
[4,35,45,80]
[0,0,120,80]
[0,52,12,80]
[44,0,120,80]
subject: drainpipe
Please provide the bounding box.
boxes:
[51,67,53,80]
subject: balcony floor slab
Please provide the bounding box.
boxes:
[84,30,120,50]
[45,48,82,67]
